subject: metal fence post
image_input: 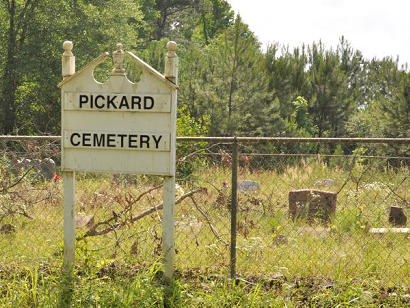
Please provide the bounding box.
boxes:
[230,137,238,279]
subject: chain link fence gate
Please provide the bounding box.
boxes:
[0,136,409,289]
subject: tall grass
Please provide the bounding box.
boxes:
[0,263,408,307]
[0,161,409,306]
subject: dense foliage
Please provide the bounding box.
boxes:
[0,1,408,154]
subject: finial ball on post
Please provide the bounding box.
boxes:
[62,40,75,77]
[112,42,125,75]
[167,41,177,52]
[165,41,178,83]
[63,41,73,52]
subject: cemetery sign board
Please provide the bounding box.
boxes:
[58,43,177,176]
[58,41,178,280]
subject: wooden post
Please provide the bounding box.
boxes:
[62,41,76,271]
[162,176,175,281]
[62,41,75,78]
[63,171,75,270]
[163,41,178,281]
[164,41,178,84]
[230,137,238,279]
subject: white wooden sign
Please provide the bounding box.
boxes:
[58,43,177,176]
[59,41,178,281]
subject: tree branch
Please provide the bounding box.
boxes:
[83,184,163,235]
[336,156,357,195]
[17,0,40,49]
[190,195,227,245]
[17,0,32,23]
[80,187,206,239]
[1,166,33,193]
[2,0,11,13]
[380,176,409,206]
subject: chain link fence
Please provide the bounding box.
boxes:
[233,143,409,286]
[0,136,409,288]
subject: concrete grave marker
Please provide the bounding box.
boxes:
[238,180,259,192]
[389,206,407,226]
[289,189,337,223]
[39,158,56,181]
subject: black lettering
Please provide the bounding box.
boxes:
[144,96,154,109]
[107,134,116,147]
[93,133,105,147]
[107,96,117,109]
[129,135,138,148]
[82,133,91,147]
[152,135,162,149]
[118,96,130,109]
[131,96,141,109]
[94,95,105,109]
[117,134,127,147]
[79,95,88,108]
[140,135,150,148]
[70,133,81,146]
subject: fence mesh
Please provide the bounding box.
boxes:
[233,143,409,286]
[0,138,408,288]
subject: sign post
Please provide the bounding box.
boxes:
[59,41,178,278]
[163,41,178,280]
[61,41,76,270]
[63,170,75,269]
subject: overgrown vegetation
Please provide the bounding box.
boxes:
[1,263,409,307]
[0,0,409,306]
[1,150,408,306]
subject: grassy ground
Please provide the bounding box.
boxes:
[0,262,409,307]
[0,161,409,306]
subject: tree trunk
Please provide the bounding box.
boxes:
[1,0,18,134]
[2,56,18,134]
[1,0,39,134]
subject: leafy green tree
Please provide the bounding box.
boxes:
[0,0,41,134]
[191,0,233,44]
[140,0,193,41]
[0,0,143,134]
[346,58,409,158]
[264,44,309,119]
[198,16,271,136]
[138,0,233,44]
[286,96,317,137]
[306,42,348,137]
[347,69,409,138]
[176,105,209,178]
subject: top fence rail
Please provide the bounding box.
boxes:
[0,135,409,144]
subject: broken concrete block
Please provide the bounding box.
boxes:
[0,224,16,235]
[39,158,56,181]
[289,189,337,223]
[389,206,407,226]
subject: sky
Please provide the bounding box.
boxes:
[228,0,410,66]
